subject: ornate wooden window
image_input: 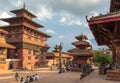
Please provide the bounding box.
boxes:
[28,56,31,60]
[0,48,4,55]
[28,49,32,54]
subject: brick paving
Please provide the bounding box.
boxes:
[0,70,119,83]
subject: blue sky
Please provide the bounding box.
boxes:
[0,0,110,52]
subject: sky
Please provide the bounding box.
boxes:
[0,0,110,52]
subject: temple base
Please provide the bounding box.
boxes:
[106,69,120,81]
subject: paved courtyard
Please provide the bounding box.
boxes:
[0,70,119,83]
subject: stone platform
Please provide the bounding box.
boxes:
[106,69,120,81]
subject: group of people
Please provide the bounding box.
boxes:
[15,72,39,83]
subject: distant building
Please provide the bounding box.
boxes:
[43,45,73,67]
[0,4,51,70]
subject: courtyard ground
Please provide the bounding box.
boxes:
[0,69,119,83]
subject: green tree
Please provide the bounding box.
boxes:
[92,51,112,66]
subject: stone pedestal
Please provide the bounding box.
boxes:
[99,66,105,75]
[106,69,120,80]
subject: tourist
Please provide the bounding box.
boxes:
[35,74,39,80]
[15,72,19,81]
[50,66,52,71]
[30,76,33,82]
[32,75,35,81]
[20,77,24,83]
[25,76,30,83]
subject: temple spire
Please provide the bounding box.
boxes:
[23,2,26,10]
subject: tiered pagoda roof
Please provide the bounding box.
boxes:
[10,8,36,18]
[68,34,92,57]
[0,17,43,28]
[68,48,92,57]
[72,41,90,47]
[72,34,91,47]
[0,4,51,38]
[0,24,51,38]
[75,34,88,40]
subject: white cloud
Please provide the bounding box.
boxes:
[0,12,11,26]
[9,0,22,7]
[60,17,66,23]
[0,12,11,18]
[58,35,64,39]
[83,22,89,27]
[59,13,82,26]
[90,11,99,17]
[0,0,110,23]
[0,21,9,26]
[45,29,56,34]
[36,5,53,21]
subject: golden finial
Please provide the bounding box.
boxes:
[23,2,26,10]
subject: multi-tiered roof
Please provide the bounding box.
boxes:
[0,4,51,38]
[68,34,92,57]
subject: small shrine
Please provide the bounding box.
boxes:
[68,34,93,71]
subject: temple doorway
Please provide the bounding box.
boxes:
[9,61,14,69]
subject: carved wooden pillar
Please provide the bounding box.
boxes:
[111,47,116,66]
[111,40,120,69]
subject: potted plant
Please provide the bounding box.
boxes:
[92,51,112,75]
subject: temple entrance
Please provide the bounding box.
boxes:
[9,61,14,69]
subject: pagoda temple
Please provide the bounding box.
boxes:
[68,34,93,71]
[0,4,51,70]
[87,0,120,80]
[0,29,15,70]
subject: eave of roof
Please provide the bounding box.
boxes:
[0,24,51,38]
[10,8,36,18]
[88,11,120,25]
[0,17,44,28]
